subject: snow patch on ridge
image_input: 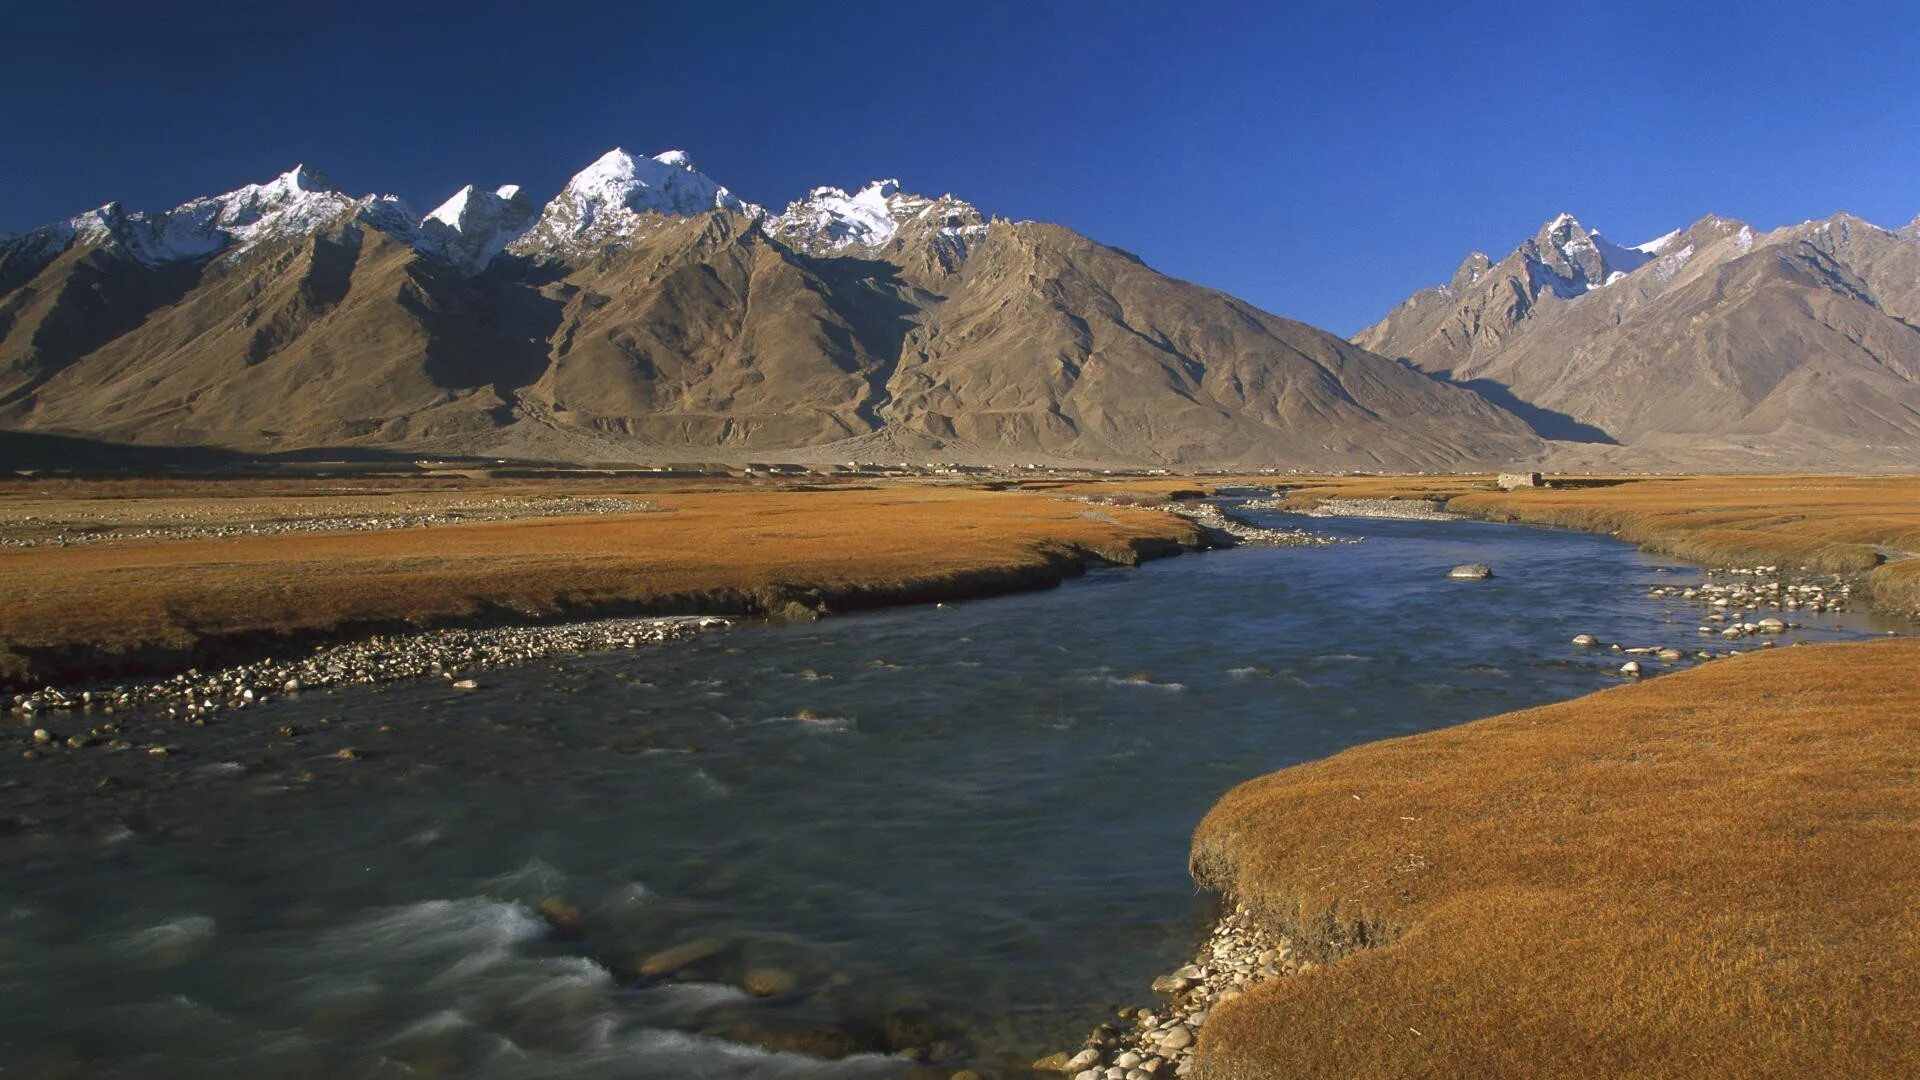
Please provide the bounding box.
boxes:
[1650,243,1695,282]
[1588,231,1652,280]
[1634,228,1683,255]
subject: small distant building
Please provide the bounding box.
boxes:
[1497,472,1544,490]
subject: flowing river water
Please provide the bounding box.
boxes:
[0,508,1898,1078]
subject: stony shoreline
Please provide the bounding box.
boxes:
[1652,564,1851,616]
[1034,905,1296,1079]
[1168,501,1350,548]
[4,507,1203,758]
[1074,495,1349,549]
[1572,564,1862,678]
[10,615,728,758]
[1243,495,1457,521]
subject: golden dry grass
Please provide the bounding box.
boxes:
[1283,475,1920,617]
[0,484,1197,687]
[1191,639,1920,1078]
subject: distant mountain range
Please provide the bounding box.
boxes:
[1357,209,1920,468]
[0,150,1537,469]
[4,149,1915,470]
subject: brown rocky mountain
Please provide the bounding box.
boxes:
[1358,210,1920,467]
[0,151,1543,469]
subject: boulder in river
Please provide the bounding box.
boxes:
[1448,564,1494,580]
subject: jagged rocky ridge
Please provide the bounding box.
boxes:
[1357,209,1920,465]
[0,149,1544,467]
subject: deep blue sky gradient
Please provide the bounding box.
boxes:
[5,1,1917,334]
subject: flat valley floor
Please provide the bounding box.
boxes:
[2,471,1917,1077]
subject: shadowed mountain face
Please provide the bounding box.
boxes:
[1359,212,1920,466]
[0,153,1545,469]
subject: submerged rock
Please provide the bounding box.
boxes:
[638,936,729,977]
[719,1018,876,1059]
[741,966,797,997]
[1151,972,1192,994]
[1449,563,1494,580]
[535,897,584,933]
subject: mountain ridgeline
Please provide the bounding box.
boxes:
[0,151,1542,469]
[11,149,1912,470]
[1357,210,1920,468]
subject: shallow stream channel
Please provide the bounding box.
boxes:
[0,504,1897,1077]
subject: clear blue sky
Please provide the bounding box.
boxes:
[5,1,1917,335]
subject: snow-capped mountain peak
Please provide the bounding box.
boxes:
[5,149,997,276]
[0,165,380,268]
[508,147,756,257]
[425,184,482,229]
[564,147,741,214]
[187,165,346,227]
[766,179,985,260]
[770,179,907,250]
[1524,213,1655,296]
[261,163,338,197]
[424,184,529,229]
[165,165,360,252]
[419,183,537,274]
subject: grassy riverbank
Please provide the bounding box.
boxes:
[1190,638,1920,1077]
[1183,473,1920,1076]
[0,483,1199,689]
